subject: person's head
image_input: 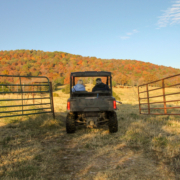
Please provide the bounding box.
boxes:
[77,79,83,85]
[96,78,102,85]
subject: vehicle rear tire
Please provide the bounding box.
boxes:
[66,113,76,133]
[108,111,118,133]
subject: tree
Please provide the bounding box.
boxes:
[112,81,117,87]
[2,70,9,75]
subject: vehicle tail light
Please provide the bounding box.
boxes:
[67,102,70,110]
[113,100,117,109]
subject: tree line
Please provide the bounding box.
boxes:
[0,49,179,87]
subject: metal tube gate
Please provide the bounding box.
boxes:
[0,75,55,119]
[138,73,180,115]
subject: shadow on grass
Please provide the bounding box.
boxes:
[0,104,180,179]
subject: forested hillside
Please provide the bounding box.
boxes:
[0,49,179,86]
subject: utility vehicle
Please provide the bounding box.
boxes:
[66,71,118,133]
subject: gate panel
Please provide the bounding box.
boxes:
[0,75,55,119]
[138,73,180,115]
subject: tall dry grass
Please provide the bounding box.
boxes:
[0,85,180,179]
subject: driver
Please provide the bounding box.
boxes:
[92,78,109,92]
[72,79,85,92]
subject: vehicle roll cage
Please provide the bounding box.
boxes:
[70,71,112,97]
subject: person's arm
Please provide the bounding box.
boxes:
[72,86,75,92]
[83,86,86,91]
[92,86,96,92]
[79,85,86,91]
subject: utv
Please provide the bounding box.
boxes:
[66,71,118,133]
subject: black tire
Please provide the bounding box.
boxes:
[108,111,118,133]
[66,113,76,133]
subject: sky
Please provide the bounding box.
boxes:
[0,0,180,69]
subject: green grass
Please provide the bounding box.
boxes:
[61,84,70,94]
[7,165,39,179]
[112,91,121,101]
[53,92,60,97]
[1,88,180,179]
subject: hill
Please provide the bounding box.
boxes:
[0,50,179,86]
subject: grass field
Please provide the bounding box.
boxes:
[0,86,180,180]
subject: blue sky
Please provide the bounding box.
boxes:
[0,0,180,69]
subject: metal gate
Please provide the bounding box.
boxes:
[138,73,180,115]
[0,75,55,119]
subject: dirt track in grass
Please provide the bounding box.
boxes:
[0,86,180,179]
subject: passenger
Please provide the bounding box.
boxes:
[72,79,85,92]
[92,78,110,92]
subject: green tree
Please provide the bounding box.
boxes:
[112,80,117,87]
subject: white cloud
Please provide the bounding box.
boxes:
[120,29,139,40]
[126,32,133,36]
[120,36,130,40]
[158,0,180,28]
[132,29,139,33]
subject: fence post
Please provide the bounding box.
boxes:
[146,84,150,114]
[33,85,34,104]
[2,86,4,99]
[50,82,55,119]
[138,86,141,114]
[162,79,167,114]
[40,85,42,104]
[19,77,23,115]
[9,86,10,98]
[17,83,18,99]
